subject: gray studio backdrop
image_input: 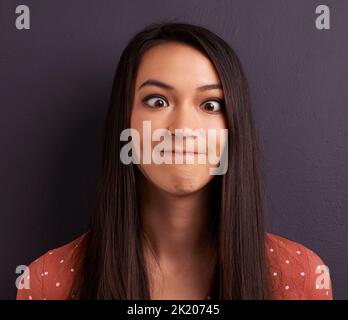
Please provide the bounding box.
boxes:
[1,0,347,299]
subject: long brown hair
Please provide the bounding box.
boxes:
[72,21,270,299]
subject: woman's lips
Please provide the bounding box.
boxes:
[160,150,205,155]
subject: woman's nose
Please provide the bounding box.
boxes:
[167,100,200,134]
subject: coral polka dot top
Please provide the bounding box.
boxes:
[16,232,333,300]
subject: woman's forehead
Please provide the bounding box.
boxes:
[135,42,221,90]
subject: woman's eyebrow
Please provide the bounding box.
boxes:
[138,79,223,91]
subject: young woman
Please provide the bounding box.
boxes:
[17,22,333,300]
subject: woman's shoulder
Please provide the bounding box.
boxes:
[265,232,333,299]
[265,232,322,259]
[16,232,89,300]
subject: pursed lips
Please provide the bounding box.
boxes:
[160,149,206,155]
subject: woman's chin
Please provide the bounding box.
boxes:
[155,173,213,196]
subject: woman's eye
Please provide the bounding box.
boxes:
[142,95,169,108]
[201,100,224,113]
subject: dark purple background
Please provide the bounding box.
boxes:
[0,0,347,299]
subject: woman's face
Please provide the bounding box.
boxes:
[130,42,227,196]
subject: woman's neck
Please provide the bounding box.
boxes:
[139,174,216,261]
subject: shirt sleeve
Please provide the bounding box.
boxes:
[301,247,333,300]
[16,253,46,300]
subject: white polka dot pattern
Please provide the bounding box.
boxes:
[15,232,333,300]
